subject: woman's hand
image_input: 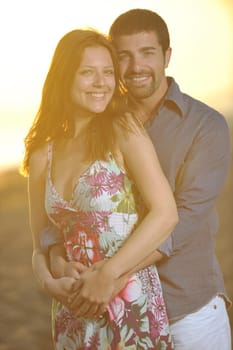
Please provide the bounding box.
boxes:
[90,259,105,271]
[112,274,129,298]
[90,260,129,298]
[68,268,116,318]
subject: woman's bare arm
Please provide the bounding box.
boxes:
[71,119,178,316]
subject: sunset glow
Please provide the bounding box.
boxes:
[0,0,232,169]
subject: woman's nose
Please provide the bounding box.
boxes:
[93,72,105,87]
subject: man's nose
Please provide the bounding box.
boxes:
[130,56,142,72]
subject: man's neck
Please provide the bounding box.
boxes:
[138,77,169,123]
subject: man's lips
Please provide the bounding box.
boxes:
[125,74,151,84]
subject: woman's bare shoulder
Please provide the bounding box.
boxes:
[29,143,50,175]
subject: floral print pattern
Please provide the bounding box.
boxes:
[45,143,174,349]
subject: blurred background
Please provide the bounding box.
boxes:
[0,0,232,349]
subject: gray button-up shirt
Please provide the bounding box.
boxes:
[146,77,231,321]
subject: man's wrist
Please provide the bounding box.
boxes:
[43,276,55,292]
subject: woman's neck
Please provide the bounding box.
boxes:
[72,108,95,138]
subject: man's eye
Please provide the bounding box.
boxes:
[144,51,155,56]
[118,53,130,61]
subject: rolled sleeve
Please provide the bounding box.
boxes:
[159,236,173,257]
[39,223,63,253]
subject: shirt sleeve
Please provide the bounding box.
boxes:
[39,223,63,253]
[159,113,231,257]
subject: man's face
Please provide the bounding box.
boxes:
[114,31,171,101]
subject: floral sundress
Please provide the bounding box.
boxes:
[45,142,174,350]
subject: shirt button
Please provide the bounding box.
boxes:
[213,304,217,309]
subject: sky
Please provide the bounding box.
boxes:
[0,0,233,170]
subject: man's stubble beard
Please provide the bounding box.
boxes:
[124,74,158,100]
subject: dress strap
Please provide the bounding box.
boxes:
[47,141,53,173]
[108,152,113,161]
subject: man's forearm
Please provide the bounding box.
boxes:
[32,249,54,290]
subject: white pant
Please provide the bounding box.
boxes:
[170,295,232,350]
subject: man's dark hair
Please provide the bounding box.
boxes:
[109,8,170,54]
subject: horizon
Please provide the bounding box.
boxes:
[1,113,232,175]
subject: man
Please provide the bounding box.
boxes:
[107,8,231,349]
[42,8,231,349]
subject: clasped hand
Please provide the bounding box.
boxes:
[68,267,115,318]
[65,260,128,319]
[48,259,128,318]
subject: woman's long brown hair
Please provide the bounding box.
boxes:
[21,28,141,176]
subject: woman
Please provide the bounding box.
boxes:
[21,28,178,349]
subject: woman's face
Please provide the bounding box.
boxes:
[71,45,116,114]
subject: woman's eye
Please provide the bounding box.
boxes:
[104,69,114,75]
[79,69,93,76]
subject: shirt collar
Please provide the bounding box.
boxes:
[163,77,185,118]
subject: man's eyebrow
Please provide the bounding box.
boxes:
[117,46,157,54]
[140,46,157,51]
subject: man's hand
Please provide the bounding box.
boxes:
[44,276,77,309]
[63,261,88,279]
[49,243,88,279]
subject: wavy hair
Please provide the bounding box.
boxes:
[21,28,133,176]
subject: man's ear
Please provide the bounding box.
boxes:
[165,47,172,68]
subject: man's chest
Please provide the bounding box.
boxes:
[146,116,196,191]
